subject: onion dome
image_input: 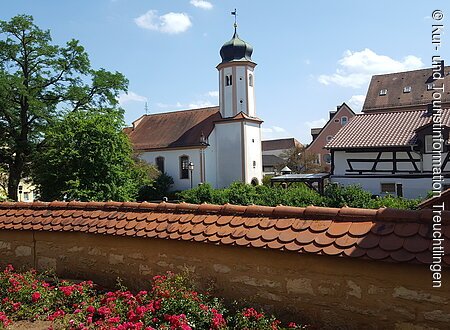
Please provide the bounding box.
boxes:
[219,26,253,64]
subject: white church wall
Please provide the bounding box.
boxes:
[236,66,248,115]
[140,149,202,192]
[204,130,218,188]
[221,67,233,118]
[214,122,243,188]
[247,66,255,117]
[244,122,263,184]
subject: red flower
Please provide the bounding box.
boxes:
[31,291,41,302]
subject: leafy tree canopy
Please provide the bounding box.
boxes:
[32,109,152,202]
[0,14,128,200]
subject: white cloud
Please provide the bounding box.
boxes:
[156,102,184,109]
[207,90,219,98]
[187,100,213,109]
[118,91,147,105]
[190,0,213,10]
[135,10,192,34]
[347,95,366,111]
[261,125,291,140]
[305,118,327,129]
[318,48,424,88]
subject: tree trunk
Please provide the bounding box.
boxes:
[7,154,24,201]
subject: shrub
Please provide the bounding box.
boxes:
[323,184,373,208]
[179,182,420,210]
[0,265,309,329]
[137,173,174,202]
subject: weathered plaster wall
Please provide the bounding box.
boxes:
[0,230,448,330]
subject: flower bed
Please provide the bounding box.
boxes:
[0,265,309,330]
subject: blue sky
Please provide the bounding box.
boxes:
[1,1,448,143]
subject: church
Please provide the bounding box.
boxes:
[125,25,263,191]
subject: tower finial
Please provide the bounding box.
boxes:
[231,8,237,34]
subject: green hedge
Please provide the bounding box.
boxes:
[177,182,423,210]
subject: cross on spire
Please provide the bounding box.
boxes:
[231,8,237,33]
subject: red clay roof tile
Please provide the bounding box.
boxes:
[403,235,430,253]
[0,202,446,267]
[379,234,404,251]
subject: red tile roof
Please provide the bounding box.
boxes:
[126,107,221,151]
[419,189,450,210]
[363,66,450,112]
[326,109,450,149]
[0,201,447,267]
[262,138,302,151]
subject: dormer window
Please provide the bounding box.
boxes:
[225,75,232,86]
[403,86,412,93]
[379,89,387,96]
[427,83,435,91]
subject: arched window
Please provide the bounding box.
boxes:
[341,116,348,125]
[225,75,233,86]
[249,74,253,86]
[155,156,165,173]
[180,155,189,179]
[251,178,259,186]
[324,154,332,164]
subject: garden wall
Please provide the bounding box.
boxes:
[0,201,449,329]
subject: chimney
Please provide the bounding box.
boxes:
[427,103,433,116]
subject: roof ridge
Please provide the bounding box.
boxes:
[141,106,220,118]
[370,65,450,77]
[0,201,446,223]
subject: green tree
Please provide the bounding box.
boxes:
[278,145,323,173]
[0,15,128,200]
[32,109,150,202]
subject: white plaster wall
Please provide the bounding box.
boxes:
[220,67,233,118]
[334,151,423,174]
[236,66,247,115]
[141,149,202,192]
[214,122,243,188]
[247,66,255,117]
[204,130,217,187]
[244,122,263,184]
[331,176,439,199]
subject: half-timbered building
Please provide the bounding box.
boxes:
[326,65,450,199]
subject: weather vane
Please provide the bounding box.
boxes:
[231,8,237,30]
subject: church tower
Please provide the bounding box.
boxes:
[213,19,263,187]
[217,23,256,118]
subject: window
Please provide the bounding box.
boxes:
[225,75,233,86]
[155,156,165,173]
[403,86,412,93]
[313,155,321,165]
[425,135,434,153]
[253,160,256,168]
[427,83,435,91]
[23,192,29,202]
[180,156,189,179]
[249,74,253,86]
[323,154,331,164]
[326,135,333,142]
[379,89,387,96]
[380,183,396,194]
[341,116,348,125]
